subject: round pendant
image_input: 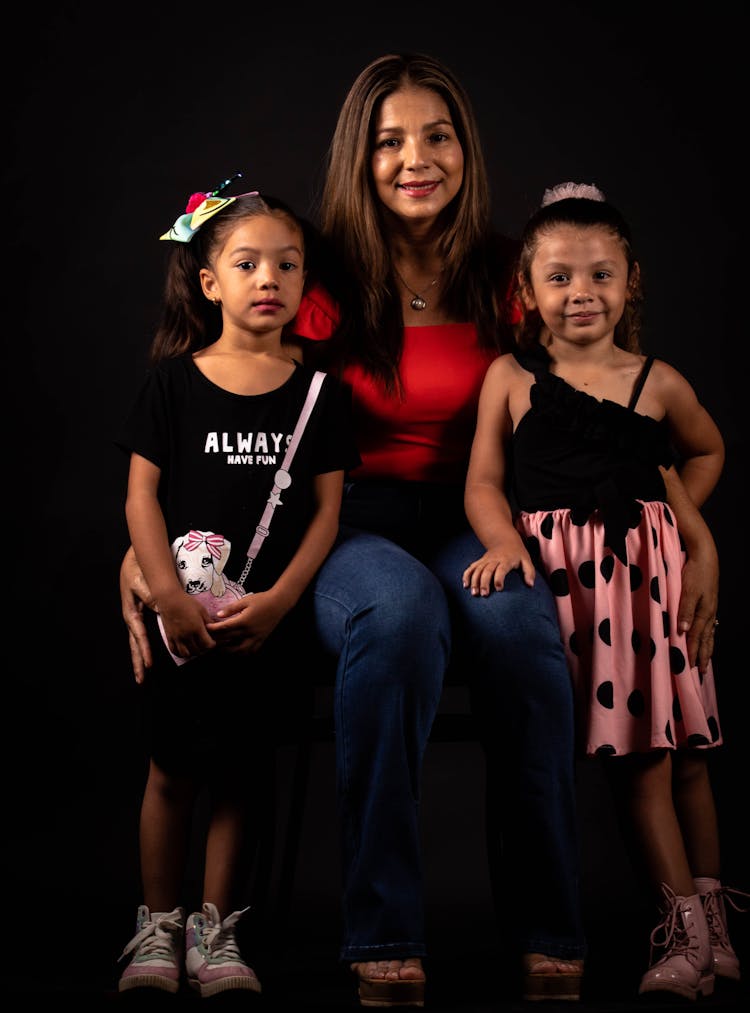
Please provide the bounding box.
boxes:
[410,296,427,311]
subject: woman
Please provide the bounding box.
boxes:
[121,53,718,1006]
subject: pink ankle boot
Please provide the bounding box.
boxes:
[694,877,749,982]
[638,883,714,1000]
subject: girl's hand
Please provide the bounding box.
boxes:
[462,543,536,595]
[157,589,217,661]
[207,591,288,655]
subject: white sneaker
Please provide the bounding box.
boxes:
[118,905,184,993]
[185,902,261,997]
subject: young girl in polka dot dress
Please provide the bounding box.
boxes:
[463,182,747,1001]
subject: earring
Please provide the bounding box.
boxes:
[212,298,220,306]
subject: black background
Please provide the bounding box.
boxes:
[8,3,747,1007]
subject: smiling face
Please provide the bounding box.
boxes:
[370,84,464,227]
[523,223,631,348]
[199,212,306,335]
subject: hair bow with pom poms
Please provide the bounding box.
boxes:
[159,173,259,242]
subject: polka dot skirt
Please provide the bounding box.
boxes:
[517,500,722,757]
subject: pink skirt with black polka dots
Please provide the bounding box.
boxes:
[516,500,722,757]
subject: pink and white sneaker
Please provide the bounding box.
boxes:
[185,902,261,998]
[118,905,184,994]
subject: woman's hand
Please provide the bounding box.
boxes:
[661,466,719,673]
[677,542,719,675]
[120,545,156,684]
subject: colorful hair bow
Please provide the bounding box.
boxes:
[159,173,259,242]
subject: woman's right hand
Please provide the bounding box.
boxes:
[678,543,719,675]
[660,466,719,674]
[120,545,155,684]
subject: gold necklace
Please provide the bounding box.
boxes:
[393,266,441,311]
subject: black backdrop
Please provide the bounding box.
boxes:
[8,2,747,1001]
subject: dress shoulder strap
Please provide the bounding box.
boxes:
[513,343,551,377]
[627,355,656,411]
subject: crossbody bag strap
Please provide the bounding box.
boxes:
[236,370,326,585]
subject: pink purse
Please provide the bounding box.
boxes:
[158,371,326,665]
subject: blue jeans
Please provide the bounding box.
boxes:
[310,501,585,962]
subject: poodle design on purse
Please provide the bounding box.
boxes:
[157,529,247,666]
[171,529,246,618]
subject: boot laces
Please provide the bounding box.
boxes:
[648,885,695,966]
[119,907,183,961]
[201,904,250,962]
[703,885,750,949]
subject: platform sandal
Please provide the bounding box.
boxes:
[522,953,583,1002]
[352,958,425,1008]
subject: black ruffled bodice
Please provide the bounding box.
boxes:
[512,345,674,563]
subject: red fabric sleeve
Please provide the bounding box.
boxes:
[291,282,341,342]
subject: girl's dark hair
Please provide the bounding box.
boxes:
[514,195,643,353]
[316,51,517,393]
[150,193,308,364]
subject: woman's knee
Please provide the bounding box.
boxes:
[461,573,564,663]
[315,530,450,645]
